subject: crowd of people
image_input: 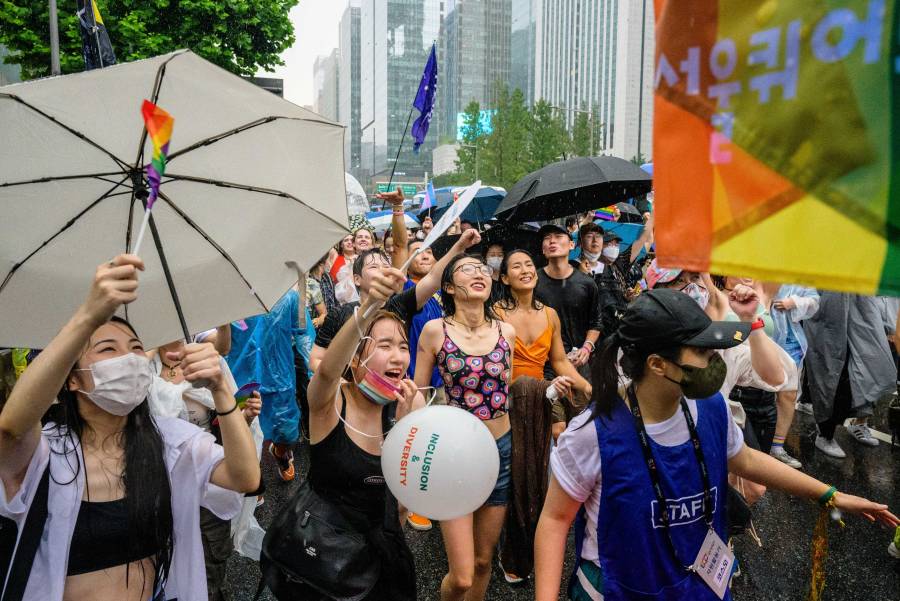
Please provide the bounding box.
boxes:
[0,188,898,601]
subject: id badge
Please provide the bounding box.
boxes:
[692,529,735,599]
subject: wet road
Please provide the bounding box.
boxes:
[225,400,899,600]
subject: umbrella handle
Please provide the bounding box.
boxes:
[361,249,419,319]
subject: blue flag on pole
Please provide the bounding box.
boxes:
[411,44,437,153]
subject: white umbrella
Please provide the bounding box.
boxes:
[345,172,369,215]
[364,209,420,233]
[0,50,348,349]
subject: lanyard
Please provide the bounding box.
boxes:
[626,385,714,572]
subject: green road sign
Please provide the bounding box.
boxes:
[376,183,419,197]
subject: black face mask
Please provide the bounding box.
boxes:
[665,352,727,399]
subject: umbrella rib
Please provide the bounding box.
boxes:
[156,190,270,314]
[165,116,343,164]
[0,95,131,172]
[0,175,132,297]
[0,172,127,189]
[164,173,350,232]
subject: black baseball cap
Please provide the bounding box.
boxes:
[603,231,623,244]
[618,288,751,351]
[538,223,572,240]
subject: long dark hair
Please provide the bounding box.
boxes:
[440,253,499,321]
[496,249,542,312]
[52,315,173,590]
[584,333,681,423]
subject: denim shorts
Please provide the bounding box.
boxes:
[485,431,512,506]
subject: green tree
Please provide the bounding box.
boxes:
[482,84,530,190]
[630,153,649,165]
[528,99,568,170]
[0,0,298,80]
[570,106,592,157]
[455,100,487,182]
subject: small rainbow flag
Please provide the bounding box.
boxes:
[141,99,174,209]
[594,207,617,222]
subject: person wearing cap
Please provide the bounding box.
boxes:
[576,223,606,275]
[533,289,898,601]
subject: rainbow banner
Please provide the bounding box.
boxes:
[653,0,900,295]
[141,99,174,209]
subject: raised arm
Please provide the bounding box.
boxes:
[414,228,481,309]
[307,267,406,415]
[629,211,654,264]
[534,475,583,601]
[730,284,785,388]
[376,187,410,269]
[174,343,260,493]
[0,255,144,491]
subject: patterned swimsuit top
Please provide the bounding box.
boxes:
[436,320,512,421]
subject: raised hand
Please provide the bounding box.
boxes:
[375,186,405,208]
[80,254,145,327]
[170,342,227,392]
[728,283,760,322]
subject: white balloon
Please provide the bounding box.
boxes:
[381,406,499,521]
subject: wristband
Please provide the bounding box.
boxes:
[583,340,596,352]
[818,485,837,507]
[750,317,765,332]
[216,401,240,417]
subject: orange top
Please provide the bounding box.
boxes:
[500,307,554,381]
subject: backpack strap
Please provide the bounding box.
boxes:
[1,464,50,601]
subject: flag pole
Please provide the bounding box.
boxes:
[48,0,61,75]
[381,105,416,209]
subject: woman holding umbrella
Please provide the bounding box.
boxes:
[0,254,261,601]
[415,253,517,601]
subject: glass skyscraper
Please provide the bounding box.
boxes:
[534,0,618,150]
[440,0,512,140]
[340,1,362,175]
[360,0,443,183]
[510,0,536,106]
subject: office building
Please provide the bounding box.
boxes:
[611,0,653,161]
[510,0,536,106]
[314,49,340,122]
[340,1,363,173]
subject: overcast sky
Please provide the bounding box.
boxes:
[260,0,348,107]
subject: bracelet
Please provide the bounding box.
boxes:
[392,208,404,215]
[216,401,240,417]
[818,485,837,507]
[750,317,765,332]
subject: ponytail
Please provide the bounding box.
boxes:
[582,333,682,424]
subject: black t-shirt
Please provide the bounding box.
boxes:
[313,284,419,348]
[534,267,602,350]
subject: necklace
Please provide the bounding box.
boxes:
[160,360,181,378]
[448,316,489,334]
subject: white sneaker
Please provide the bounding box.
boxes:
[795,402,814,415]
[815,435,846,458]
[847,423,879,447]
[770,446,802,469]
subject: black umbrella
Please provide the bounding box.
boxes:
[494,156,652,222]
[428,224,543,262]
[615,202,644,224]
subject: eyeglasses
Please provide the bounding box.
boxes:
[454,263,494,277]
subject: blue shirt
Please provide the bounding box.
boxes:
[404,279,444,389]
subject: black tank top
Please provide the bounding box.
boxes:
[308,389,394,529]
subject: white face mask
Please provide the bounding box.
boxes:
[582,249,601,262]
[77,353,152,416]
[485,256,503,272]
[602,245,620,261]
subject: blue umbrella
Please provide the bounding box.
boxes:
[418,186,506,224]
